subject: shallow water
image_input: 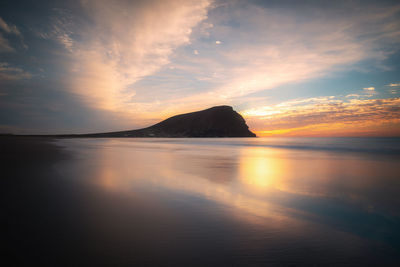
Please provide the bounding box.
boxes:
[4,137,400,266]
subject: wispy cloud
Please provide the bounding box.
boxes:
[48,8,76,52]
[0,62,31,80]
[386,83,400,87]
[0,33,14,52]
[346,94,361,98]
[0,17,21,36]
[0,17,27,52]
[364,87,375,91]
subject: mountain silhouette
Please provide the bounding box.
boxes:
[77,106,256,137]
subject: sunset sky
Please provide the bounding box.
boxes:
[0,0,399,136]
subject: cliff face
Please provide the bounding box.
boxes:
[81,106,256,138]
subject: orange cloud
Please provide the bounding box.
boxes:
[243,97,400,137]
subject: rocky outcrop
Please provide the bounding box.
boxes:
[73,106,256,138]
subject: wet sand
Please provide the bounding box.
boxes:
[1,137,85,265]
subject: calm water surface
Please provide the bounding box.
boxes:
[4,137,400,266]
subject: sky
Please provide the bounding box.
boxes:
[0,0,399,136]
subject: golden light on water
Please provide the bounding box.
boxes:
[238,148,287,190]
[87,140,295,221]
[76,138,400,223]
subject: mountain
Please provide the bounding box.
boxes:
[76,106,256,138]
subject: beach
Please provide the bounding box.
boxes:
[2,137,400,266]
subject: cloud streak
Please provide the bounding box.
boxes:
[0,62,31,80]
[0,33,14,52]
[0,16,26,53]
[0,17,21,36]
[387,83,400,87]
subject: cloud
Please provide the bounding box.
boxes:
[207,3,399,98]
[363,87,375,91]
[5,0,400,134]
[56,33,74,52]
[62,0,211,115]
[0,17,21,36]
[0,62,32,80]
[31,1,400,124]
[346,94,361,98]
[242,97,400,136]
[0,17,27,52]
[47,8,77,52]
[0,33,14,52]
[128,0,400,117]
[387,83,400,87]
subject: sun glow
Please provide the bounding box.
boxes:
[239,148,288,191]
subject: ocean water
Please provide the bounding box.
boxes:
[4,137,400,266]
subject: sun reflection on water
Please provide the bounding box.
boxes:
[83,139,297,223]
[238,148,288,191]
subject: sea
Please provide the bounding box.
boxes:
[3,137,400,266]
